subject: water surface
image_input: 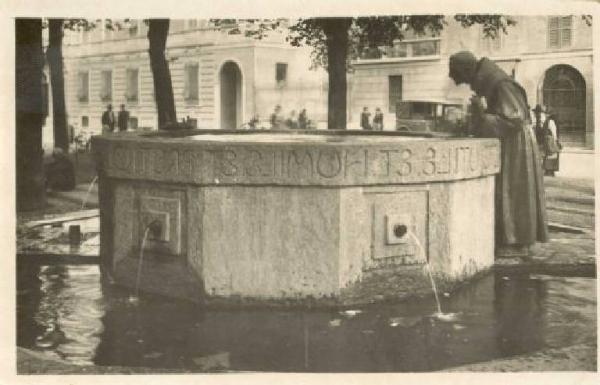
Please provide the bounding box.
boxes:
[17,266,596,372]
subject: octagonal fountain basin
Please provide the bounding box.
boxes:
[92,129,500,304]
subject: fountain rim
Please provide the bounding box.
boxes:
[91,129,501,186]
[142,128,443,139]
[92,128,497,147]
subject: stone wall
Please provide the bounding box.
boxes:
[95,131,500,302]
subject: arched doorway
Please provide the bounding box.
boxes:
[219,61,242,129]
[542,65,586,147]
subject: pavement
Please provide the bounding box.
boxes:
[555,147,595,180]
[445,343,597,372]
[544,175,595,230]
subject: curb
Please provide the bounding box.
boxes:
[546,204,595,216]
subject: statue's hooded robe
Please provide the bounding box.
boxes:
[472,58,548,245]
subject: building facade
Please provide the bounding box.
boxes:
[349,16,594,148]
[47,20,327,149]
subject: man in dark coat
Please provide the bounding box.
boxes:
[117,104,129,132]
[101,104,115,133]
[298,109,308,129]
[373,107,384,131]
[448,51,548,257]
[360,107,372,130]
[270,105,284,130]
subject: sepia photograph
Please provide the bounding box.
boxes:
[5,0,599,381]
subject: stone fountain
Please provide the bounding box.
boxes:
[92,130,500,303]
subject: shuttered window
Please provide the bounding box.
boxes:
[125,68,139,102]
[77,71,89,103]
[184,63,199,102]
[388,76,403,113]
[100,70,112,102]
[276,63,288,85]
[548,16,573,48]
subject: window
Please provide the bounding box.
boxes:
[77,71,89,103]
[81,116,89,127]
[100,70,112,102]
[411,102,435,119]
[129,116,138,130]
[125,68,139,103]
[480,28,503,52]
[129,20,139,37]
[184,64,199,102]
[276,63,287,85]
[548,16,573,48]
[382,30,441,59]
[187,19,198,29]
[411,40,440,56]
[388,76,403,113]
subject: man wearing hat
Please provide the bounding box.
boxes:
[101,104,115,133]
[538,107,561,176]
[531,104,546,145]
[448,51,548,257]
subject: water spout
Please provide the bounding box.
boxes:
[407,230,442,315]
[81,175,98,210]
[132,221,161,302]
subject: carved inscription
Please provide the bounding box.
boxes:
[106,141,500,184]
[422,145,499,176]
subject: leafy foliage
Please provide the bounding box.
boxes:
[42,18,130,32]
[213,15,516,71]
[454,14,516,38]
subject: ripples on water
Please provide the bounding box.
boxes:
[16,266,596,372]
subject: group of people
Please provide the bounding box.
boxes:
[50,50,556,261]
[269,105,312,130]
[360,107,384,130]
[102,104,130,133]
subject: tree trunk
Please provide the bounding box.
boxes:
[148,19,177,129]
[16,18,46,211]
[321,18,351,130]
[47,18,69,151]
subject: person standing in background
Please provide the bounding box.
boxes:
[532,104,546,146]
[373,107,384,131]
[286,110,299,129]
[118,104,130,132]
[360,107,372,130]
[541,110,561,176]
[101,104,115,133]
[270,105,284,130]
[298,109,308,129]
